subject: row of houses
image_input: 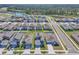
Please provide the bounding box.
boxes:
[0,22,52,31]
[11,15,48,23]
[0,32,26,49]
[60,23,79,30]
[0,32,60,50]
[0,31,15,48]
[56,18,79,23]
[0,12,48,23]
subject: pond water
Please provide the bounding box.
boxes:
[9,12,27,17]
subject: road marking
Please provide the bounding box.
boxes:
[46,16,67,53]
[55,18,79,50]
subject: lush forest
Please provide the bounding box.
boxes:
[1,4,79,15]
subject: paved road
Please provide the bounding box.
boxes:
[47,44,55,54]
[48,17,78,53]
[22,49,30,54]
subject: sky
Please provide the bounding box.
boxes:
[0,0,79,4]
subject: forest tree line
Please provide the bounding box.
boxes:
[7,7,79,15]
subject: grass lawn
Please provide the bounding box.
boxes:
[0,13,13,17]
[66,30,79,36]
[53,46,63,50]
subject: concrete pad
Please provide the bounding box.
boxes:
[0,48,4,55]
[34,48,41,54]
[47,44,55,54]
[22,49,30,55]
